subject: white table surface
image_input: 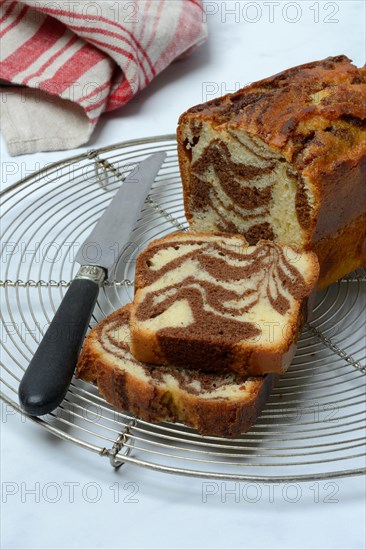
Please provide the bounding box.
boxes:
[1,2,365,549]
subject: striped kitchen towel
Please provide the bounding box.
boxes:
[0,0,207,156]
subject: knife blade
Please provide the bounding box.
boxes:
[18,152,166,416]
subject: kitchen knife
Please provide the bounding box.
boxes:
[18,152,166,416]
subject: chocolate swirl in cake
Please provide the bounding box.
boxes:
[97,310,235,392]
[187,134,307,246]
[189,139,278,244]
[76,304,275,438]
[132,234,317,373]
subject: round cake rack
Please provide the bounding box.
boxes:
[1,135,365,482]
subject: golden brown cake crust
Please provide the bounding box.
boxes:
[177,56,366,287]
[315,212,366,289]
[76,305,275,438]
[179,56,365,170]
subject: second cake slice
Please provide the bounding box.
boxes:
[130,232,319,376]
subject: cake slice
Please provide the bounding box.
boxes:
[130,232,319,375]
[76,304,274,438]
[177,55,366,289]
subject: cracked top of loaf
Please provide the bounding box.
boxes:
[180,55,366,178]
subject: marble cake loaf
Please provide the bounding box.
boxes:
[130,232,319,376]
[76,305,274,438]
[177,56,366,289]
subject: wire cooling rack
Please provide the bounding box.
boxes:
[1,135,365,482]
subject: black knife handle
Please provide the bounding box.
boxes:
[19,267,105,416]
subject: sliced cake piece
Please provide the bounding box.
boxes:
[177,55,366,289]
[130,232,319,376]
[76,304,274,438]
